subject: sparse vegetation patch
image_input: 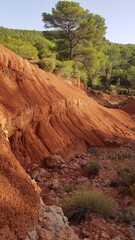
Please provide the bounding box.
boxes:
[86,161,100,177]
[116,160,135,186]
[108,147,133,160]
[63,189,115,223]
[123,205,135,224]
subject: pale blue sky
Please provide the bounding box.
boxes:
[1,0,135,44]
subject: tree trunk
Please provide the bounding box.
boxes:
[69,38,74,60]
[69,47,73,60]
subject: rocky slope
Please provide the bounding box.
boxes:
[33,148,135,240]
[0,44,135,239]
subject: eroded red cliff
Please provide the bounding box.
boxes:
[0,44,135,167]
[0,44,135,238]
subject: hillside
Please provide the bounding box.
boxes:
[119,97,135,115]
[0,44,135,239]
[0,27,55,60]
[1,26,135,95]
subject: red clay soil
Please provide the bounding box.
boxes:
[119,97,135,114]
[87,88,126,107]
[0,44,135,238]
[0,44,135,166]
[0,129,39,239]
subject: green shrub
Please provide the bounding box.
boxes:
[117,89,129,95]
[123,205,135,224]
[39,57,56,72]
[64,184,74,193]
[63,189,115,223]
[116,161,135,186]
[4,36,39,60]
[88,147,99,155]
[55,60,63,71]
[109,179,119,187]
[57,60,73,79]
[80,70,88,85]
[71,62,80,79]
[87,161,100,177]
[108,147,133,160]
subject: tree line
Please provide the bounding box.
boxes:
[0,27,55,60]
[0,1,135,94]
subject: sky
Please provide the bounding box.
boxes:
[1,0,135,44]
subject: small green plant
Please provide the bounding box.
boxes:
[80,70,88,85]
[56,60,74,79]
[64,184,74,193]
[87,161,100,177]
[88,147,99,155]
[123,205,135,224]
[109,179,119,187]
[116,161,135,186]
[108,147,133,160]
[63,189,115,223]
[39,57,56,72]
